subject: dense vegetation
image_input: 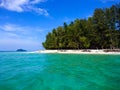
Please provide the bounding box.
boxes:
[43,3,120,49]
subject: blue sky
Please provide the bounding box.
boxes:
[0,0,119,51]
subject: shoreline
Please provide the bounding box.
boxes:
[33,50,120,55]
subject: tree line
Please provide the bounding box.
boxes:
[43,3,120,49]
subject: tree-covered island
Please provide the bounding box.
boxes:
[16,49,27,52]
[43,3,120,50]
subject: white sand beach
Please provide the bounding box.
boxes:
[33,50,120,54]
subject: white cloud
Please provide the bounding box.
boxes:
[0,38,42,51]
[0,23,44,36]
[0,23,33,38]
[63,17,72,23]
[0,0,49,16]
[30,0,45,4]
[0,23,45,50]
[0,23,21,32]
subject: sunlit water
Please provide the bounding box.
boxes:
[0,52,120,90]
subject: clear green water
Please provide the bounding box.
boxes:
[0,52,120,90]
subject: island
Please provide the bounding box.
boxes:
[42,3,120,50]
[16,49,27,52]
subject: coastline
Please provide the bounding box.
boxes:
[33,50,120,55]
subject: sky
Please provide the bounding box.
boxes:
[0,0,119,51]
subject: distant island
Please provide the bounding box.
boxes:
[42,3,120,50]
[16,49,27,52]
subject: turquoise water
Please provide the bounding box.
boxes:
[0,52,120,90]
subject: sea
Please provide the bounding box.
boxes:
[0,52,120,90]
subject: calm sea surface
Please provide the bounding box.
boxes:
[0,52,120,90]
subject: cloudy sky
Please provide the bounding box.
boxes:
[0,0,119,51]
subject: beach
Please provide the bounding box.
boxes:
[34,49,120,54]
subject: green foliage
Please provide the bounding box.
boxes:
[43,3,120,49]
